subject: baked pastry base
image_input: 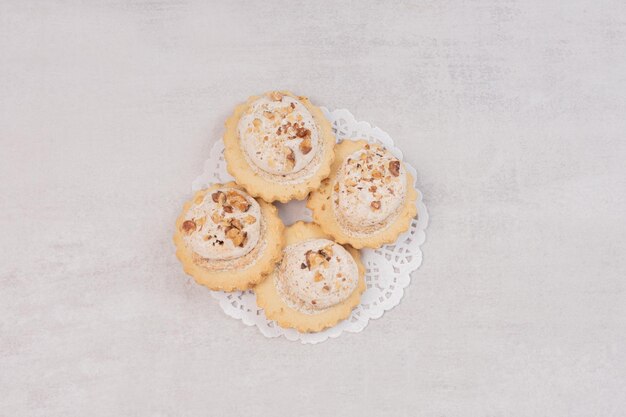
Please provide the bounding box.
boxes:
[307,139,418,249]
[174,182,284,291]
[223,91,335,203]
[255,221,365,333]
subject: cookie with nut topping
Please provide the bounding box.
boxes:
[223,91,335,203]
[174,182,284,291]
[255,221,365,333]
[307,140,418,249]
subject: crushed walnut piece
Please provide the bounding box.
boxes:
[389,160,400,177]
[314,272,324,282]
[211,191,226,205]
[299,136,312,154]
[244,215,256,224]
[225,226,248,247]
[226,191,251,212]
[371,201,381,210]
[305,250,328,270]
[319,244,333,260]
[230,218,243,230]
[295,126,310,138]
[181,220,196,234]
[285,148,295,171]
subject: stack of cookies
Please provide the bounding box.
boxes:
[174,91,418,333]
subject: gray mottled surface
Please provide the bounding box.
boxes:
[1,1,625,416]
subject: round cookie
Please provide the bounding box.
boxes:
[223,91,335,203]
[174,182,284,291]
[307,140,418,249]
[255,221,365,333]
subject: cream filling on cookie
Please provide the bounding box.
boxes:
[180,187,261,261]
[333,144,406,234]
[274,238,359,314]
[237,93,322,182]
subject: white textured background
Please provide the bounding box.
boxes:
[1,1,625,416]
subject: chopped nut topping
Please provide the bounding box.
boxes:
[295,126,310,138]
[181,220,196,234]
[285,148,295,171]
[322,285,330,291]
[319,245,334,260]
[223,205,233,213]
[226,191,251,212]
[314,272,324,282]
[225,227,248,247]
[263,111,274,119]
[346,179,357,187]
[230,218,243,230]
[299,136,312,154]
[389,160,400,177]
[211,212,221,224]
[252,118,261,128]
[371,170,382,179]
[369,185,377,192]
[305,250,327,270]
[244,215,256,224]
[371,201,381,210]
[269,91,283,101]
[211,191,226,204]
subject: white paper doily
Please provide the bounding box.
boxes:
[192,108,429,344]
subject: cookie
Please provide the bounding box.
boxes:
[307,140,418,249]
[223,91,335,203]
[255,221,365,333]
[174,182,284,291]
